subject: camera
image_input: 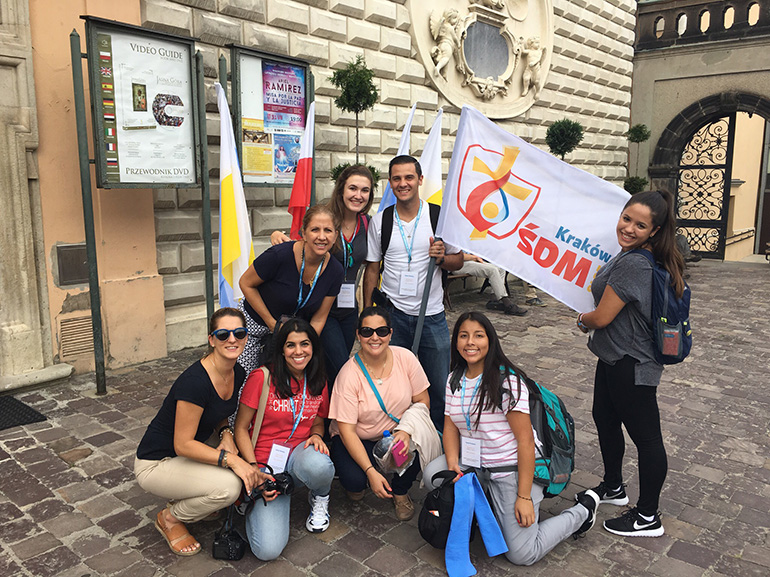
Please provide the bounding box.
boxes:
[250,471,294,500]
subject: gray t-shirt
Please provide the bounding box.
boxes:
[587,250,663,386]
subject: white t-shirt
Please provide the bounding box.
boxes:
[366,200,459,316]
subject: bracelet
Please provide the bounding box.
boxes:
[309,432,323,440]
[517,494,532,501]
[219,426,234,441]
[222,451,229,469]
[217,449,226,468]
[577,313,587,330]
[364,465,374,474]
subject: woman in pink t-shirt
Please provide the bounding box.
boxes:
[329,306,431,521]
[233,318,334,560]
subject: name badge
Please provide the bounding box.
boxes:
[399,271,418,296]
[267,442,292,474]
[460,436,482,469]
[337,282,355,308]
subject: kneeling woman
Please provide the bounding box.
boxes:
[425,312,599,566]
[234,318,334,561]
[135,308,259,556]
[329,307,434,521]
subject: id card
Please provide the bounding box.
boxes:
[399,271,418,296]
[267,442,292,474]
[337,283,355,308]
[460,436,482,469]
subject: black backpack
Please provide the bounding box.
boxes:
[418,470,457,549]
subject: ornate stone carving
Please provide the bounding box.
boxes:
[410,0,553,119]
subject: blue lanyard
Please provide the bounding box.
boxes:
[341,217,359,275]
[295,247,324,314]
[394,201,423,270]
[287,371,307,441]
[460,373,481,433]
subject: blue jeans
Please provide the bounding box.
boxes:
[321,310,358,391]
[244,444,334,560]
[389,308,450,431]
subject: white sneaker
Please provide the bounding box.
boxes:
[306,494,330,533]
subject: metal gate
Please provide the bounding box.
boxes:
[675,115,736,260]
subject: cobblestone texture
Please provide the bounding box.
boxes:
[1,260,768,575]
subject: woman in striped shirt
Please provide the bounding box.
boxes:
[427,311,599,566]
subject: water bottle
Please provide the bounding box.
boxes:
[372,430,394,466]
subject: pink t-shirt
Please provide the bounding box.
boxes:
[330,346,429,440]
[240,367,329,464]
[445,372,532,469]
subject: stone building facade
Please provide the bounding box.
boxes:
[3,0,636,384]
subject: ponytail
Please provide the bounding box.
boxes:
[625,190,686,297]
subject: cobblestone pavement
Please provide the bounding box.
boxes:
[1,259,769,577]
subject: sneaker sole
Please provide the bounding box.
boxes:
[603,522,664,537]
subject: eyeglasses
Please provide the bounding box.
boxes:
[358,326,391,338]
[211,327,248,341]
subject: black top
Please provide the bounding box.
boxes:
[243,241,343,326]
[136,361,245,460]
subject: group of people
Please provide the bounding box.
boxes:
[133,154,685,567]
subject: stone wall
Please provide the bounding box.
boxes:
[143,0,637,350]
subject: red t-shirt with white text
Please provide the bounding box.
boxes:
[240,368,329,464]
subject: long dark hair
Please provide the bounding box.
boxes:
[450,311,528,429]
[625,189,685,297]
[269,318,326,398]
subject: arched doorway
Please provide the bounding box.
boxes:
[649,92,770,260]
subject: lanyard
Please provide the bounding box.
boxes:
[354,354,400,424]
[394,201,423,270]
[295,247,323,314]
[460,373,481,433]
[341,217,359,275]
[287,371,307,441]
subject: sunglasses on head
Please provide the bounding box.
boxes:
[358,326,391,338]
[211,327,248,341]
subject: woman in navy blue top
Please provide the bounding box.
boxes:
[238,204,343,376]
[271,165,374,386]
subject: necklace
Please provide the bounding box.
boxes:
[209,355,232,388]
[361,350,389,386]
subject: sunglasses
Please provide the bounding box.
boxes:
[211,327,248,341]
[358,326,391,338]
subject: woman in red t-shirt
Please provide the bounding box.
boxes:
[233,318,333,561]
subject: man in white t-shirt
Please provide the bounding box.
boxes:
[363,155,463,430]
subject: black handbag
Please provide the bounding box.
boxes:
[418,470,457,549]
[212,505,247,560]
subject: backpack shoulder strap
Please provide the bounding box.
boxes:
[381,205,395,257]
[250,366,271,449]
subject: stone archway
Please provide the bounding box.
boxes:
[648,92,770,259]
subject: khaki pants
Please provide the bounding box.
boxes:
[134,456,242,523]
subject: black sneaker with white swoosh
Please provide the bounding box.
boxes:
[603,507,664,537]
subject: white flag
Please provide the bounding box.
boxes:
[420,108,443,205]
[436,106,630,312]
[377,103,417,212]
[216,83,255,308]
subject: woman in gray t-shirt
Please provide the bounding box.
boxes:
[574,190,685,538]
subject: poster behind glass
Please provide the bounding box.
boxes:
[239,53,306,184]
[91,24,196,186]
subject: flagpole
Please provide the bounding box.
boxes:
[196,51,214,319]
[412,240,440,354]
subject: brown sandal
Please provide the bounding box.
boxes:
[154,510,201,556]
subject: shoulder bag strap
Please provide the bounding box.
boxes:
[354,353,400,424]
[250,366,271,449]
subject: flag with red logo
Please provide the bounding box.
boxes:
[436,106,630,312]
[288,101,315,240]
